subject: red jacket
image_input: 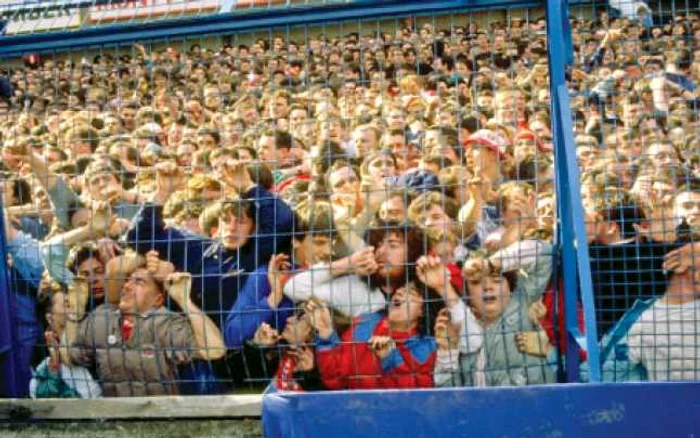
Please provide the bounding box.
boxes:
[541,278,588,362]
[316,312,436,390]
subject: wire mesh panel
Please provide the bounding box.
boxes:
[0,4,572,398]
[0,0,696,401]
[567,0,700,382]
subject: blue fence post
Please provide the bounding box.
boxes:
[0,199,21,397]
[546,0,601,383]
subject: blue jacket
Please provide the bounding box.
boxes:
[126,185,294,329]
[223,265,295,349]
[7,231,45,397]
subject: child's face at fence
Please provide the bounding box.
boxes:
[388,284,423,328]
[281,313,313,345]
[78,257,105,300]
[467,275,512,325]
[218,211,254,250]
[120,268,163,315]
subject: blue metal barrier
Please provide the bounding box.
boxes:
[262,382,700,437]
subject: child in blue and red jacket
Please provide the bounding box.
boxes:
[307,281,443,390]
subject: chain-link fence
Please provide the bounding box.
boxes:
[0,0,698,403]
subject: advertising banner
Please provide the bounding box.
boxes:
[86,0,221,23]
[1,3,83,34]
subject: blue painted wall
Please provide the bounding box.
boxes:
[263,382,700,437]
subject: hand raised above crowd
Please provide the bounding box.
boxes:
[152,161,186,205]
[164,272,193,306]
[253,322,280,347]
[223,158,254,192]
[88,201,113,239]
[434,308,461,351]
[349,246,378,276]
[146,250,176,283]
[305,299,333,339]
[268,253,292,309]
[67,276,90,321]
[416,255,451,293]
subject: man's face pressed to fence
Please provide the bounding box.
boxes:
[120,269,163,315]
[374,232,407,284]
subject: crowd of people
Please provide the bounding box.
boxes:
[0,2,699,398]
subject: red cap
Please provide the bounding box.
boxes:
[464,129,510,159]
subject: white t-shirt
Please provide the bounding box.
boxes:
[627,298,700,381]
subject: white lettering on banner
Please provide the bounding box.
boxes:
[87,0,221,22]
[2,5,82,34]
[0,0,87,13]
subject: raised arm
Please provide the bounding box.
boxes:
[6,142,60,191]
[164,272,226,361]
[489,239,553,300]
[5,208,46,288]
[223,262,294,349]
[416,256,483,354]
[60,277,92,366]
[124,161,199,268]
[283,247,386,316]
[6,142,81,230]
[41,202,112,284]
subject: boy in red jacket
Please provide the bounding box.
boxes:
[307,281,442,390]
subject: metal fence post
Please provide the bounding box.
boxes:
[546,0,601,382]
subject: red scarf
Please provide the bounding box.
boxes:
[121,318,134,342]
[276,351,303,392]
